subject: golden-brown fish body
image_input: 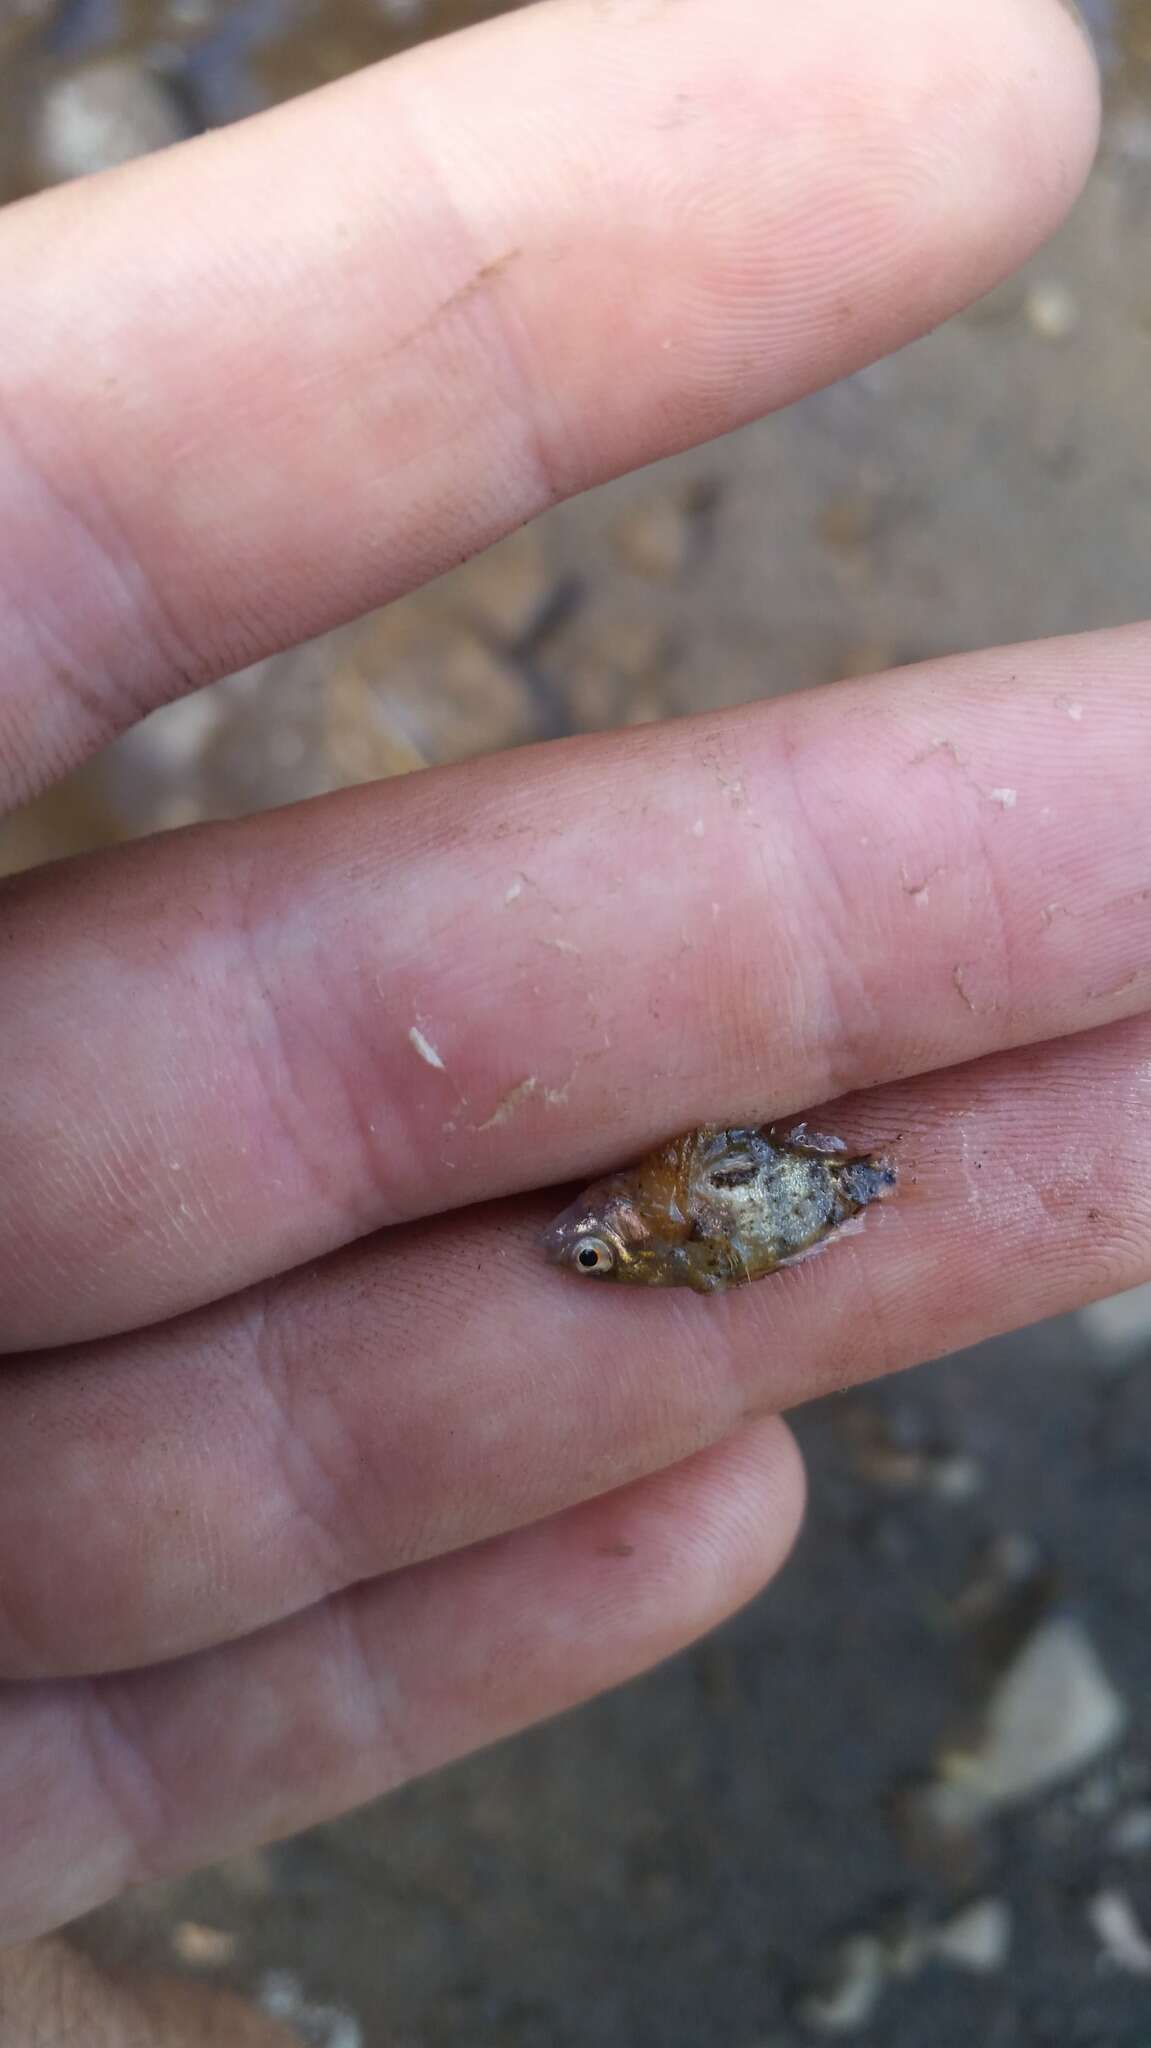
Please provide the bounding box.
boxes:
[543,1123,896,1294]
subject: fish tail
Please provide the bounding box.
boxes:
[838,1153,898,1211]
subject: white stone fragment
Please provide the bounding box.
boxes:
[1087,1890,1151,1977]
[795,1935,886,2036]
[940,1617,1127,1812]
[1025,281,1079,341]
[33,58,187,184]
[928,1898,1012,1974]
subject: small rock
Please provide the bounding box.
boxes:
[794,1934,886,2036]
[1025,280,1079,342]
[260,1972,362,2048]
[1079,1282,1151,1360]
[939,1616,1128,1814]
[928,1454,984,1503]
[171,1921,238,1966]
[1086,1889,1151,1977]
[928,1898,1012,1974]
[31,57,190,185]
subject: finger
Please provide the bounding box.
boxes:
[0,0,1098,802]
[0,1418,803,1946]
[1,1009,1147,1684]
[2,625,1149,1350]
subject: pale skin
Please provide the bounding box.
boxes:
[1,0,1145,2037]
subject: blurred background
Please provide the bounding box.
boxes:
[3,0,1150,2041]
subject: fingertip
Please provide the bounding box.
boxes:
[692,1414,809,1608]
[584,1416,808,1645]
[952,0,1102,262]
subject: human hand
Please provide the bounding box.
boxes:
[1,0,1135,1949]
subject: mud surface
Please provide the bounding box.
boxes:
[3,2,1151,2043]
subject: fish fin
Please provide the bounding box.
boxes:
[771,1121,848,1156]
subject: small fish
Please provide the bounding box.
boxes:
[543,1122,897,1294]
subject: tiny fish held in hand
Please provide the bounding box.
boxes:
[543,1123,897,1294]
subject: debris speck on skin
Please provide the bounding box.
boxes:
[953,965,977,1012]
[475,1073,572,1131]
[504,877,524,904]
[1066,701,1085,721]
[171,1922,237,1966]
[540,936,582,956]
[989,787,1018,809]
[911,736,965,770]
[691,817,705,837]
[1087,1889,1151,1976]
[900,863,941,904]
[409,1024,446,1071]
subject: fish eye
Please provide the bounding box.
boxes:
[574,1236,615,1273]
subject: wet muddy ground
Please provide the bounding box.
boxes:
[3,1,1151,2042]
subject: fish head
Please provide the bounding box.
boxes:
[541,1179,681,1285]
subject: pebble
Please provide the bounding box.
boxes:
[796,1895,1012,2035]
[794,1934,886,2036]
[31,56,190,185]
[260,1972,362,2048]
[928,1898,1012,1974]
[171,1921,238,1966]
[1025,280,1080,342]
[1086,1889,1151,1976]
